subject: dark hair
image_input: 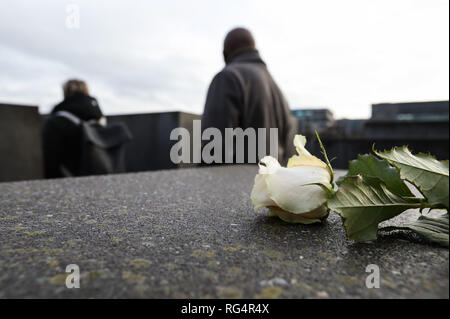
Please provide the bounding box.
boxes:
[223,27,256,62]
[63,79,89,99]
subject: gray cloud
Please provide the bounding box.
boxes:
[0,0,448,118]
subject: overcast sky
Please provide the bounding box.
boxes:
[0,0,448,119]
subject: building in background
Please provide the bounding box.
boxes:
[292,101,449,168]
[371,101,449,121]
[0,103,44,182]
[364,101,449,141]
[0,100,448,182]
[291,109,335,134]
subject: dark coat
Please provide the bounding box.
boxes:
[42,94,103,178]
[201,49,296,164]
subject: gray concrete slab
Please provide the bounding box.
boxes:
[0,104,43,182]
[0,166,448,298]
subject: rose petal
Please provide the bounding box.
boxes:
[288,135,327,169]
[251,174,276,210]
[258,156,281,174]
[264,165,331,214]
[287,154,327,169]
[269,205,328,224]
[293,135,312,157]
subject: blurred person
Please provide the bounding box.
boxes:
[53,79,105,124]
[201,27,296,164]
[43,79,130,178]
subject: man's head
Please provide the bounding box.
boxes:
[223,27,256,63]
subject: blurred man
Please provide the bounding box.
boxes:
[201,27,295,164]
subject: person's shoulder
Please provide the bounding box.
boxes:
[223,62,242,73]
[212,67,240,85]
[76,95,103,116]
[227,58,265,74]
[43,112,68,131]
[88,95,99,105]
[84,95,103,118]
[224,60,264,81]
[77,94,99,108]
[51,100,65,114]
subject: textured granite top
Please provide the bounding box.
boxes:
[0,165,448,298]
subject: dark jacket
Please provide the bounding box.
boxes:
[201,49,296,164]
[43,94,103,178]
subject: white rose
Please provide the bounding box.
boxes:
[251,135,332,224]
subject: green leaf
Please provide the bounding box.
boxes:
[335,175,346,186]
[406,213,449,247]
[374,147,449,209]
[347,153,414,197]
[329,175,421,242]
[315,130,334,184]
[380,213,449,247]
